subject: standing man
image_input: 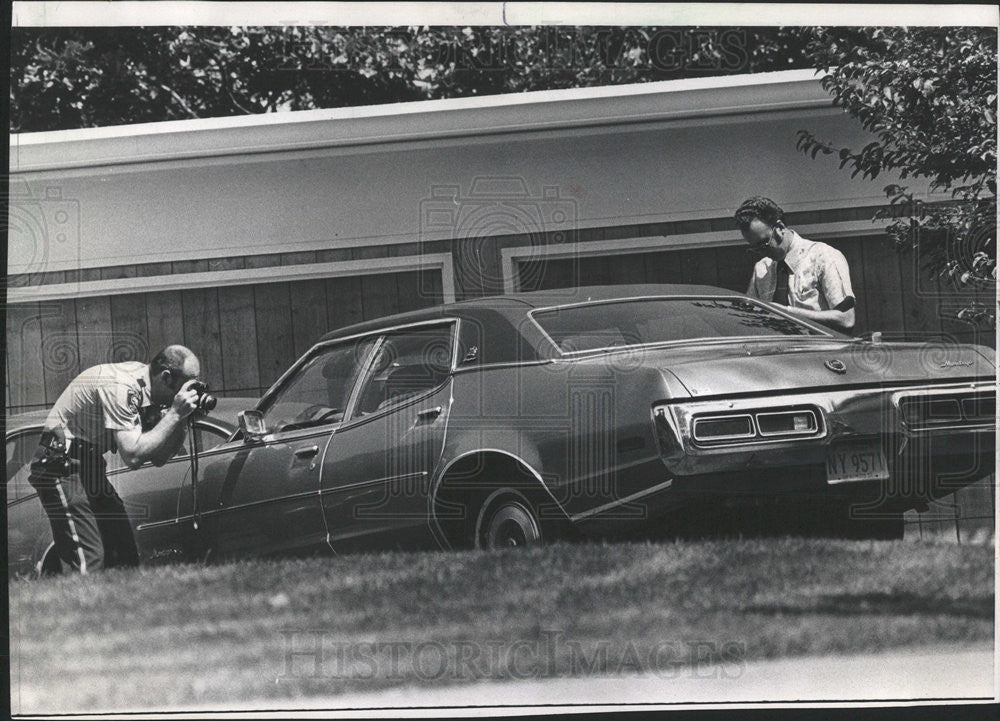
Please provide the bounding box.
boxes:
[28,345,203,573]
[735,196,856,332]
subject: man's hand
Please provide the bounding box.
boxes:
[116,379,202,469]
[171,379,202,420]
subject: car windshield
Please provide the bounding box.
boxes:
[532,297,825,352]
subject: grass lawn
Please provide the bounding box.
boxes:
[8,537,995,713]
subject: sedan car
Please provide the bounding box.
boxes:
[7,284,996,570]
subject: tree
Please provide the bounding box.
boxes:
[11,26,813,132]
[795,27,997,326]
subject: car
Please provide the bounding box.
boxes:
[7,284,996,571]
[6,399,254,575]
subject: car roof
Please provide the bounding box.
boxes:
[318,284,740,347]
[4,397,257,437]
[496,284,740,308]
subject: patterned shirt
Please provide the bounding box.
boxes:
[746,231,855,312]
[44,362,154,454]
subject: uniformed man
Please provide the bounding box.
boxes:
[735,196,856,332]
[29,345,203,573]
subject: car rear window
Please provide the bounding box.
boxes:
[532,297,824,352]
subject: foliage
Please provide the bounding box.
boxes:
[10,26,812,132]
[794,27,997,326]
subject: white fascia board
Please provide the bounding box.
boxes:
[10,70,832,173]
[6,253,456,305]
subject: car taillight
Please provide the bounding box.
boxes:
[919,399,962,422]
[900,392,995,428]
[682,405,825,447]
[962,395,996,421]
[756,409,818,436]
[692,415,754,441]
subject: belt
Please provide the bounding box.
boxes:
[68,438,103,460]
[39,430,104,460]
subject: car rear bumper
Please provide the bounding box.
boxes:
[668,429,994,509]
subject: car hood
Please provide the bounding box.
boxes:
[635,338,997,398]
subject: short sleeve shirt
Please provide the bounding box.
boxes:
[746,231,854,311]
[43,361,153,454]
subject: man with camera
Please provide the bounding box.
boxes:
[28,345,207,574]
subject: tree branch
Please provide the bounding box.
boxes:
[160,82,200,119]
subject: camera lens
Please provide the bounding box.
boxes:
[199,393,218,412]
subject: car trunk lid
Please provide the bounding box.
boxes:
[639,338,995,398]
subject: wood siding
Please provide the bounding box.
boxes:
[515,235,990,345]
[6,269,444,414]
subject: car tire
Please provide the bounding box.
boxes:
[475,490,543,550]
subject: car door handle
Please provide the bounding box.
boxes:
[416,406,443,421]
[294,445,320,459]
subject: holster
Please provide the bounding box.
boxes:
[30,431,74,479]
[31,431,105,480]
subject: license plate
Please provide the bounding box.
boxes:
[826,442,889,485]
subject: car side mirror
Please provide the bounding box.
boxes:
[238,410,266,442]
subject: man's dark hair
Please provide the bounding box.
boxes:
[735,197,785,230]
[150,346,190,376]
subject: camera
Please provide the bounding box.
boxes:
[190,381,218,412]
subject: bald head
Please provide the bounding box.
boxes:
[151,345,201,379]
[149,345,201,405]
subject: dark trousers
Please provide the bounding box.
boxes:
[29,450,140,574]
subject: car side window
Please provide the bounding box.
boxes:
[260,337,377,433]
[166,423,231,460]
[6,429,42,503]
[194,424,230,454]
[352,325,454,418]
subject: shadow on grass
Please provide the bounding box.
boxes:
[746,591,995,619]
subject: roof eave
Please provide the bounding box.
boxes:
[10,69,832,173]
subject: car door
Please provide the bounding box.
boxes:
[320,321,455,551]
[127,420,235,564]
[8,421,237,573]
[183,337,377,560]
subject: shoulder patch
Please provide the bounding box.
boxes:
[126,387,141,415]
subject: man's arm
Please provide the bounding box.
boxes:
[815,246,856,331]
[746,262,763,300]
[780,304,855,332]
[115,381,200,469]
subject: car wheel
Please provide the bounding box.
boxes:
[475,490,542,550]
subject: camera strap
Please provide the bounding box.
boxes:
[188,418,201,531]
